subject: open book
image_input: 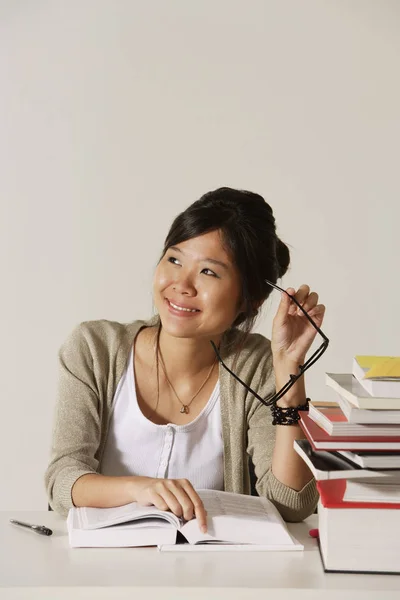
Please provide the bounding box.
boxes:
[67,489,303,551]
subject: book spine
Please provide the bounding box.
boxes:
[317,480,400,509]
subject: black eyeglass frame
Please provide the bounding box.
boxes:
[210,279,329,408]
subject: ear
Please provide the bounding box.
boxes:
[234,299,260,322]
[252,299,263,315]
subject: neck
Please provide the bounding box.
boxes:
[157,326,220,380]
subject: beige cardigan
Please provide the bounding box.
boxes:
[44,318,319,521]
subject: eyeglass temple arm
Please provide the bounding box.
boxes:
[210,341,273,407]
[209,280,329,406]
[210,340,328,406]
[211,340,309,406]
[265,278,330,372]
[301,341,329,371]
[264,279,329,344]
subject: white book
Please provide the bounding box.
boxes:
[318,501,400,573]
[67,489,303,551]
[337,449,400,469]
[353,356,400,398]
[159,532,302,552]
[293,439,400,482]
[325,372,400,409]
[343,480,400,503]
[336,394,400,424]
[308,402,400,436]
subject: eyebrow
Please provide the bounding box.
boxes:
[169,246,229,271]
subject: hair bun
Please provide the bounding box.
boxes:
[275,238,290,279]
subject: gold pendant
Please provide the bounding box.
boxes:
[180,405,189,414]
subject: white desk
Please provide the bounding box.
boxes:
[1,511,399,600]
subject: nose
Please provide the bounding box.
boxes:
[172,271,196,296]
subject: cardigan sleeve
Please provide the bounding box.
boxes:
[246,338,319,522]
[44,325,103,517]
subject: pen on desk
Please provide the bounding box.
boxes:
[10,519,53,536]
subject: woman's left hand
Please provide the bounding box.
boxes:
[271,284,326,364]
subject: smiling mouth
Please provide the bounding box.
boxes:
[166,298,200,313]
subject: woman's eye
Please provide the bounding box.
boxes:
[167,256,180,265]
[202,268,218,277]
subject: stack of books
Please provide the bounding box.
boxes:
[294,355,400,574]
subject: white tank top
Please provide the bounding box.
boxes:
[100,347,224,490]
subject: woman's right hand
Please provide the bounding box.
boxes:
[131,476,207,533]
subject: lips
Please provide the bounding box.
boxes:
[165,298,200,314]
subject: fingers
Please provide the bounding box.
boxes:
[147,490,171,513]
[288,284,309,315]
[149,484,184,517]
[296,290,318,316]
[285,287,298,316]
[284,285,323,317]
[178,479,208,533]
[275,287,295,320]
[308,303,326,321]
[168,480,195,521]
[143,478,207,533]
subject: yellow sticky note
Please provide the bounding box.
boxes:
[355,355,397,369]
[361,357,400,380]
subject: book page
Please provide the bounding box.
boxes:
[199,489,277,520]
[75,501,181,530]
[180,490,296,546]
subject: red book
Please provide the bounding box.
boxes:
[299,411,400,450]
[308,404,400,436]
[316,480,400,573]
[317,479,400,509]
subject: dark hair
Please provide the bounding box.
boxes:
[160,187,290,345]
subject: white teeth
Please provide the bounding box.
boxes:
[169,301,197,313]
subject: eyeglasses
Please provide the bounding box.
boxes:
[210,280,329,407]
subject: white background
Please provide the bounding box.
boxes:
[1,0,399,511]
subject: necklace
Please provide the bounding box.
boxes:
[158,352,217,414]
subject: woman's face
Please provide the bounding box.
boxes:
[153,230,243,341]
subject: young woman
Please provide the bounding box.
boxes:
[45,187,326,531]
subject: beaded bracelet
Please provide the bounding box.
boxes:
[270,398,310,426]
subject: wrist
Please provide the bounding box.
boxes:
[271,398,309,425]
[273,356,307,408]
[275,393,308,410]
[272,353,305,373]
[128,476,149,502]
